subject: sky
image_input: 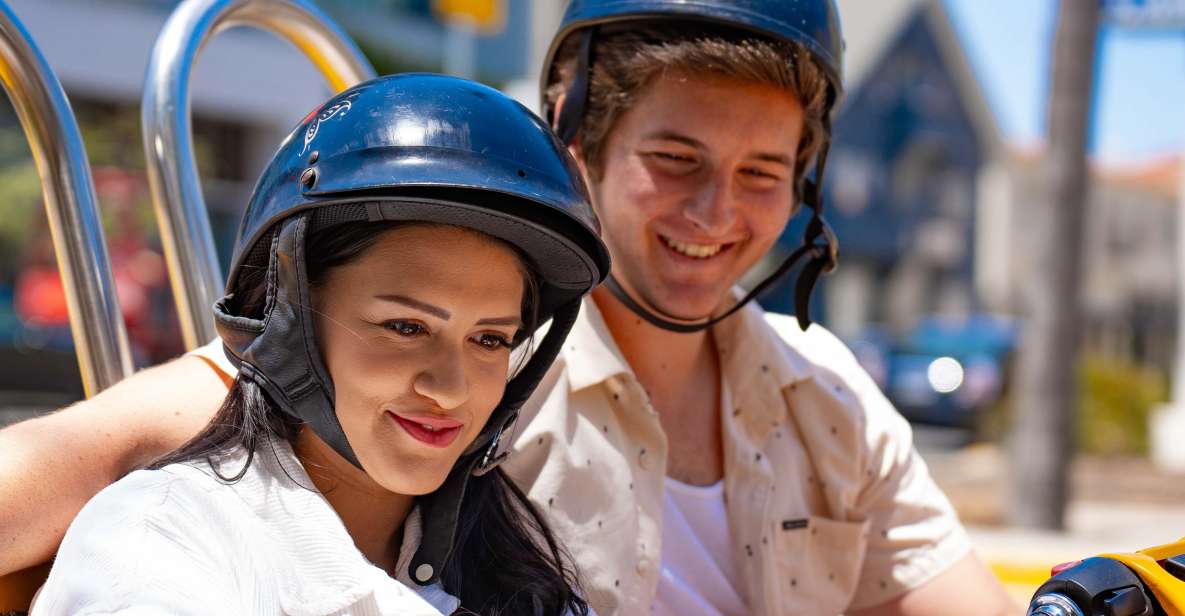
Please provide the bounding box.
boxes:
[943,0,1185,165]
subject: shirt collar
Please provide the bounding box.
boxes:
[713,297,816,439]
[211,441,459,616]
[561,292,821,436]
[563,297,632,392]
[562,292,816,384]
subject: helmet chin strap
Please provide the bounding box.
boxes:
[603,209,836,333]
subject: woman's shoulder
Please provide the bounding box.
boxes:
[32,462,259,614]
[82,458,247,523]
[57,461,256,565]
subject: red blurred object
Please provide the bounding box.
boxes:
[1051,559,1084,577]
[14,266,70,326]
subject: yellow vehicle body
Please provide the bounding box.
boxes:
[1100,539,1185,616]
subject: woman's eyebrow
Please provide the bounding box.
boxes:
[477,316,523,327]
[374,294,450,319]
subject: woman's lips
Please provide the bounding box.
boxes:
[386,412,463,448]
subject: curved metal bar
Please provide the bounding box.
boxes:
[142,0,376,349]
[0,1,133,396]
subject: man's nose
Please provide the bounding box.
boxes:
[683,172,737,234]
[412,345,469,410]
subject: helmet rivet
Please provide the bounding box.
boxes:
[299,167,317,191]
[307,150,319,164]
[517,169,526,178]
[414,563,434,582]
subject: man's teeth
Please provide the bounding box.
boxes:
[421,424,439,432]
[664,236,723,258]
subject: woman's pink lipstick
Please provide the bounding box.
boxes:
[387,412,463,448]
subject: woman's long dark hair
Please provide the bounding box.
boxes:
[151,220,588,616]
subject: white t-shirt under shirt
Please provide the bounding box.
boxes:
[654,479,749,616]
[653,382,749,616]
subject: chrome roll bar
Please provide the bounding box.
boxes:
[0,1,133,396]
[142,0,376,349]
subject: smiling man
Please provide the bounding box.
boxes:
[495,3,1013,614]
[0,1,1015,615]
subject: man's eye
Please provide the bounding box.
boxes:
[474,333,512,350]
[383,321,425,337]
[742,167,782,180]
[654,152,695,163]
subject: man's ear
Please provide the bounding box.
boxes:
[551,91,567,133]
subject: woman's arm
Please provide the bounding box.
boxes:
[0,355,228,574]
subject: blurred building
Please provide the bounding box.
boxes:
[764,0,997,338]
[6,0,553,253]
[762,0,1182,377]
[980,149,1182,370]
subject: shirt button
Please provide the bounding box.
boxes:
[637,558,650,575]
[606,377,624,396]
[638,448,651,470]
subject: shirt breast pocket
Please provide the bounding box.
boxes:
[773,515,869,615]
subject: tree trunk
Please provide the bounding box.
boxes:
[1009,0,1101,529]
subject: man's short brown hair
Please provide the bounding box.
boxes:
[545,23,832,189]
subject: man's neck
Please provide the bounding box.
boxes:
[294,429,412,575]
[592,287,727,485]
[592,287,716,390]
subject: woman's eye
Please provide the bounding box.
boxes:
[474,333,512,350]
[383,321,425,337]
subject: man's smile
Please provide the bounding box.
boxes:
[658,234,738,261]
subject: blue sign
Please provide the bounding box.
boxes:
[1102,0,1185,28]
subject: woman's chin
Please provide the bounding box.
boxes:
[364,456,454,496]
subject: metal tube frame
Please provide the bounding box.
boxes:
[141,0,376,350]
[0,1,133,396]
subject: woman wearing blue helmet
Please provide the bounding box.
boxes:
[30,73,609,615]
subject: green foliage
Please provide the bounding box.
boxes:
[980,354,1167,457]
[0,161,45,278]
[1077,355,1167,457]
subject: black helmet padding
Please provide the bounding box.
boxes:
[215,214,351,462]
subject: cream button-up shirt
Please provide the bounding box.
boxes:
[189,297,970,616]
[502,298,971,616]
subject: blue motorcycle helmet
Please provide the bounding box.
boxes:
[212,73,610,585]
[541,0,845,332]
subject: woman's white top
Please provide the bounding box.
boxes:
[31,440,457,616]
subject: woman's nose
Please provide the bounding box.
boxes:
[412,346,469,410]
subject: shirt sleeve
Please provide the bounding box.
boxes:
[824,332,972,610]
[186,338,238,386]
[763,315,974,611]
[31,470,242,616]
